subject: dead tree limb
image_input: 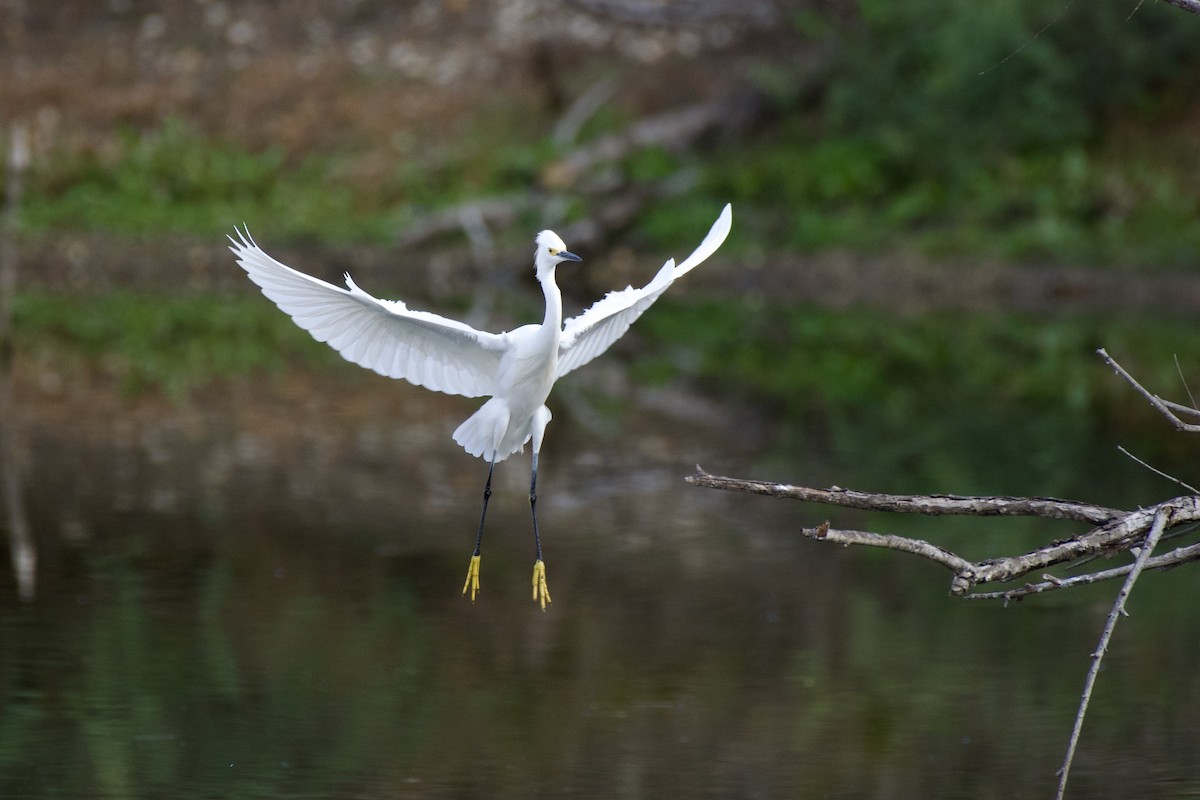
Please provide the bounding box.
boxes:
[1099,347,1200,432]
[690,467,1199,598]
[688,348,1200,798]
[967,538,1200,601]
[1054,506,1169,800]
[687,471,1120,524]
[1161,0,1200,16]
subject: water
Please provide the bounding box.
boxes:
[2,380,1199,799]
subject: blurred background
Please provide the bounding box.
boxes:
[1,1,1199,797]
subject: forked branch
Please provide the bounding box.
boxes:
[689,468,1199,598]
[1099,347,1200,432]
[688,349,1200,797]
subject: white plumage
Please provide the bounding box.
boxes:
[229,203,732,461]
[229,203,732,606]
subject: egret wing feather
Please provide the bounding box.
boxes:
[557,203,731,378]
[229,227,505,397]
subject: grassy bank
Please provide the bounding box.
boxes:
[13,112,1200,271]
[11,289,1197,500]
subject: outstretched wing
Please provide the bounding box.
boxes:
[556,203,732,378]
[229,227,506,397]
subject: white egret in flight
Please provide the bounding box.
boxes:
[229,203,732,609]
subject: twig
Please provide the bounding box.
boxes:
[1117,445,1199,495]
[689,467,1200,595]
[1173,354,1197,411]
[1098,348,1200,432]
[688,467,1120,524]
[799,525,976,575]
[1055,506,1169,799]
[965,538,1200,601]
[1159,397,1200,419]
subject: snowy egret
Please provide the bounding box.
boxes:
[229,203,732,608]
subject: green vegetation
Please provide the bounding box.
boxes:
[17,115,556,243]
[675,0,1200,265]
[19,110,1196,267]
[4,0,1197,495]
[12,291,342,397]
[12,286,1197,501]
[635,298,1200,498]
[21,119,400,242]
[9,0,1199,266]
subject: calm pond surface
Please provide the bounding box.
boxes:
[2,378,1199,799]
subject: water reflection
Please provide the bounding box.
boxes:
[0,366,34,602]
[2,390,1199,799]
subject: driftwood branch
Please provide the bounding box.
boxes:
[688,348,1200,797]
[687,472,1120,524]
[690,468,1199,598]
[966,538,1200,601]
[687,350,1200,599]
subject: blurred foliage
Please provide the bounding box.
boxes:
[826,0,1193,167]
[12,291,342,397]
[7,0,1199,267]
[691,0,1200,264]
[12,287,1200,502]
[20,118,389,241]
[17,114,556,243]
[634,298,1200,499]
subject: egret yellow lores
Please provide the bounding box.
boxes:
[229,203,732,608]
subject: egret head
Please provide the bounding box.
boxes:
[534,230,581,279]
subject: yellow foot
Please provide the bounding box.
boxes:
[462,555,481,602]
[532,559,552,610]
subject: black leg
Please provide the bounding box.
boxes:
[529,452,542,561]
[530,452,551,609]
[463,459,495,601]
[474,459,495,557]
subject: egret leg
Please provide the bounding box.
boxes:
[529,452,551,610]
[463,459,495,602]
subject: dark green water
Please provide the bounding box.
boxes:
[1,392,1198,799]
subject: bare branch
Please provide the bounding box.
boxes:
[800,525,977,576]
[1098,348,1200,432]
[1173,353,1197,411]
[1117,445,1199,495]
[687,467,1121,524]
[1055,506,1170,800]
[689,467,1200,595]
[1161,0,1200,16]
[1160,397,1200,419]
[965,496,1198,588]
[966,539,1200,601]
